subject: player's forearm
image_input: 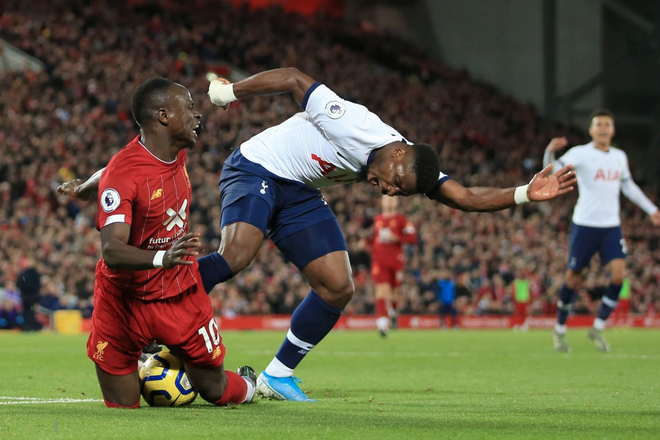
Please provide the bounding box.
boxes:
[79,167,104,197]
[214,68,314,107]
[542,150,555,169]
[428,185,519,212]
[621,179,659,215]
[102,241,165,270]
[457,187,519,212]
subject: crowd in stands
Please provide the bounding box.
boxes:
[1,0,659,329]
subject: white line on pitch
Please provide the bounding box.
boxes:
[0,396,102,405]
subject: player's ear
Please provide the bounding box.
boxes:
[391,144,407,158]
[157,108,169,126]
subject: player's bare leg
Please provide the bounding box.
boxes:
[95,364,141,408]
[218,222,265,274]
[185,362,255,405]
[304,251,355,308]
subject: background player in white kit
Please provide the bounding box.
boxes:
[203,67,577,401]
[544,109,660,353]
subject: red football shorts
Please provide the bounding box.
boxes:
[88,279,225,376]
[371,260,404,288]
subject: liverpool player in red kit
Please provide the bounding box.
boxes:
[61,78,255,408]
[369,196,417,336]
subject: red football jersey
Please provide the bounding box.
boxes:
[95,136,199,300]
[371,213,417,264]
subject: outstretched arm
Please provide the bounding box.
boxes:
[208,68,316,108]
[542,137,569,172]
[101,223,201,270]
[620,178,660,226]
[57,167,104,201]
[427,164,576,212]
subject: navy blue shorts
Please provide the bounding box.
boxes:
[567,222,627,271]
[219,149,347,270]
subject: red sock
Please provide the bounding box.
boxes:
[375,298,388,319]
[104,398,140,409]
[213,371,248,406]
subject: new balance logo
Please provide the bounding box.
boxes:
[260,180,269,195]
[163,199,188,231]
[298,349,309,355]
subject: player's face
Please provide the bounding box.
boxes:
[168,84,202,148]
[367,152,417,197]
[588,116,614,146]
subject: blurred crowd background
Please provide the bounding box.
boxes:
[1,0,659,330]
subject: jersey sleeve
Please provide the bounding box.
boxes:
[555,147,580,169]
[302,83,409,150]
[425,171,451,199]
[96,167,138,230]
[619,151,632,182]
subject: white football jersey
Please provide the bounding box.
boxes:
[240,83,415,188]
[553,142,632,227]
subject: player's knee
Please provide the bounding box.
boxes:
[565,271,582,288]
[610,274,625,286]
[316,277,354,307]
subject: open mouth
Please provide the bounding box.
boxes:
[193,123,202,136]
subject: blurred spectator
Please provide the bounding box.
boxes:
[0,0,657,321]
[16,258,42,331]
[436,269,458,328]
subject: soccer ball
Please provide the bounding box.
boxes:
[139,350,197,407]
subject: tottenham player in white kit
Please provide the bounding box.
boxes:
[202,67,577,401]
[544,109,660,353]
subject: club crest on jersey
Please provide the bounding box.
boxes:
[101,188,120,213]
[325,101,346,119]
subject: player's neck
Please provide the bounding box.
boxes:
[140,132,180,162]
[592,140,610,152]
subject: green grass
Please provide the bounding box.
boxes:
[1,328,658,439]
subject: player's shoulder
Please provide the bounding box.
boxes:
[567,143,591,153]
[609,145,627,158]
[103,139,145,179]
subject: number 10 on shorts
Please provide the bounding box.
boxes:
[197,318,221,353]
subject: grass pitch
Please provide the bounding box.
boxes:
[1,328,658,439]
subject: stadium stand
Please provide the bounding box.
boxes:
[1,0,658,330]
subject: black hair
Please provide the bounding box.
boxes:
[130,77,173,127]
[411,143,440,194]
[589,108,614,123]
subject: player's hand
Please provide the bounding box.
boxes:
[650,211,660,226]
[57,179,95,201]
[208,77,234,110]
[546,137,568,153]
[163,232,201,269]
[527,164,576,201]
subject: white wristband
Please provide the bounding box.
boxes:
[208,81,237,107]
[514,185,530,205]
[152,250,166,268]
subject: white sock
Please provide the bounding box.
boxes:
[241,377,256,403]
[376,316,389,332]
[593,318,606,331]
[554,323,567,335]
[264,357,294,378]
